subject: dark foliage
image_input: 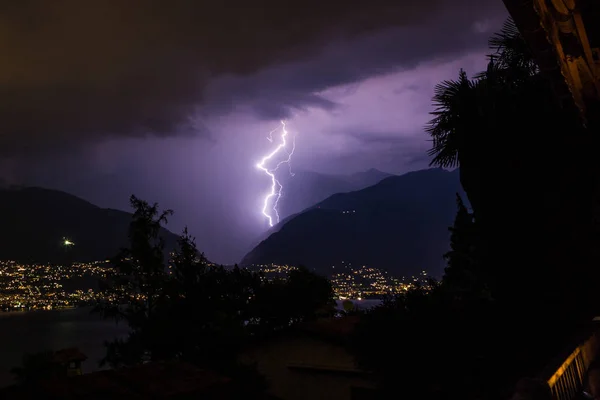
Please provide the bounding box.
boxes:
[352,284,499,400]
[442,194,489,300]
[350,197,500,400]
[425,16,594,311]
[250,265,335,334]
[95,196,333,393]
[485,18,538,78]
[352,16,597,400]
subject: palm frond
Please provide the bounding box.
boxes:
[487,18,538,76]
[489,19,520,51]
[425,70,478,169]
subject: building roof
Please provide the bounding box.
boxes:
[0,361,233,399]
[52,348,87,364]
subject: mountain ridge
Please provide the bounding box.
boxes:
[0,186,180,263]
[241,168,462,277]
[275,168,394,220]
[243,168,396,253]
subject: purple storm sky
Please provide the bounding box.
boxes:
[0,0,508,264]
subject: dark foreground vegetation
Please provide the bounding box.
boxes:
[352,18,600,399]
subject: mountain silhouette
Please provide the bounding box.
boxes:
[276,168,394,220]
[241,168,463,277]
[0,187,180,263]
[346,168,394,187]
[243,168,395,254]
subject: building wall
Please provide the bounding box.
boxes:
[239,335,374,400]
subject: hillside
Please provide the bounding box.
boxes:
[275,168,393,220]
[0,187,180,263]
[241,168,463,277]
[244,168,394,253]
[275,171,354,220]
[346,168,394,187]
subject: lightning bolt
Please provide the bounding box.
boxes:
[256,121,296,227]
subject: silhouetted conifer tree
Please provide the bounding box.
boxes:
[442,194,489,300]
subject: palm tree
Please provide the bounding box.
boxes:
[426,69,475,170]
[426,17,588,307]
[425,18,538,215]
[486,19,538,78]
[425,69,486,213]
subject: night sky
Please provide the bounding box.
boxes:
[0,0,508,264]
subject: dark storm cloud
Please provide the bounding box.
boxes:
[351,133,428,161]
[248,93,338,120]
[203,0,507,119]
[296,124,434,174]
[0,0,455,155]
[0,0,508,155]
[344,131,419,146]
[316,135,432,174]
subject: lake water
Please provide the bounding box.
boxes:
[0,307,128,387]
[0,299,383,387]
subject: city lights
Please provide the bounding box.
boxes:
[0,260,113,311]
[251,262,431,299]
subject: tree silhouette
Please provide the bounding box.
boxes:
[96,196,334,396]
[425,68,483,213]
[351,279,505,400]
[484,19,538,79]
[425,17,563,221]
[424,17,590,310]
[351,18,596,399]
[250,265,334,334]
[167,229,261,366]
[95,195,173,365]
[442,194,489,301]
[426,69,476,170]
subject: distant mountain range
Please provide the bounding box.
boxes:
[345,168,396,188]
[0,186,179,263]
[275,168,393,220]
[13,167,395,265]
[241,168,463,277]
[1,167,460,275]
[242,168,394,252]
